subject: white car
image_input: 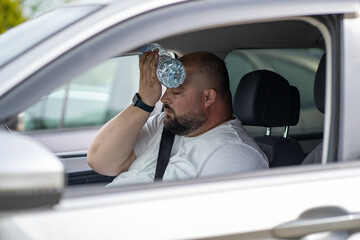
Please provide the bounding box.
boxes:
[1,0,360,239]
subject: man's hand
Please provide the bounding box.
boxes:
[138,49,162,106]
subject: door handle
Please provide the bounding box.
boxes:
[272,206,360,239]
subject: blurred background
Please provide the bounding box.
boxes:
[1,0,73,33]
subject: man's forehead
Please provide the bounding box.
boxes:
[175,84,186,90]
[172,75,193,90]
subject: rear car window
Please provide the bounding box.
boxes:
[225,48,324,137]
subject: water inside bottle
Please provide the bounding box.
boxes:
[139,43,186,88]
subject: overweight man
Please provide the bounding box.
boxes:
[87,50,268,186]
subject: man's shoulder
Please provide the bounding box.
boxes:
[204,117,245,139]
[204,118,268,163]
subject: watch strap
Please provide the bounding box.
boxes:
[133,93,154,113]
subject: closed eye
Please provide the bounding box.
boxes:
[172,89,182,95]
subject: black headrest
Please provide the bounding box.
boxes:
[234,70,292,127]
[314,54,326,113]
[290,86,300,126]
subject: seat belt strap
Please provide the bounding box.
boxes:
[154,126,175,181]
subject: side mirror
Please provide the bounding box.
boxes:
[0,131,64,211]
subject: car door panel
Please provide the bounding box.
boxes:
[55,145,115,185]
[67,170,115,185]
[2,162,360,239]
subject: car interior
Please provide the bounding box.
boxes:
[4,15,331,186]
[233,69,305,167]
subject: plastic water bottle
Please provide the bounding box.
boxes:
[139,43,186,88]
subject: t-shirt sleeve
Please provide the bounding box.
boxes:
[133,113,163,157]
[199,143,269,178]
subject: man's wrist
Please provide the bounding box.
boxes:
[132,93,155,113]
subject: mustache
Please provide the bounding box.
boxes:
[163,104,175,113]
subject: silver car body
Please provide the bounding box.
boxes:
[1,0,360,239]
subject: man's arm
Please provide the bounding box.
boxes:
[87,50,161,176]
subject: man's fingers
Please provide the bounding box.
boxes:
[150,52,159,71]
[139,51,149,64]
[139,51,151,69]
[140,50,159,82]
[151,64,157,81]
[140,50,158,68]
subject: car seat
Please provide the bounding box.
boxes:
[302,54,326,165]
[233,70,305,167]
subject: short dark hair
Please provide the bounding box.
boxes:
[180,52,231,101]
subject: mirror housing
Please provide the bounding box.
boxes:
[0,131,64,211]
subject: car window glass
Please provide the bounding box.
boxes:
[15,55,140,132]
[225,48,324,137]
[0,6,100,69]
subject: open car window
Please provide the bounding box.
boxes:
[2,7,332,183]
[13,55,140,132]
[16,48,325,137]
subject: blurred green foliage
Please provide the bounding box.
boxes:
[0,0,27,34]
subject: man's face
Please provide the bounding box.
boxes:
[160,66,207,136]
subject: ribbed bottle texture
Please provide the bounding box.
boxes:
[139,43,186,88]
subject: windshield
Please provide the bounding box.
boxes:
[0,6,100,68]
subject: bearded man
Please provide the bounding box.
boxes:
[87,50,268,186]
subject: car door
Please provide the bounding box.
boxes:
[1,0,360,239]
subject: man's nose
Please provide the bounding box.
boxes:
[160,89,170,104]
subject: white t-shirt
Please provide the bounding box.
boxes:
[108,113,268,186]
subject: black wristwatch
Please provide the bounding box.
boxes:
[132,93,155,113]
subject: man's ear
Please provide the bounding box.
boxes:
[204,89,217,108]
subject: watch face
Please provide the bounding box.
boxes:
[132,93,139,105]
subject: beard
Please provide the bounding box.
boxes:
[163,104,207,136]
